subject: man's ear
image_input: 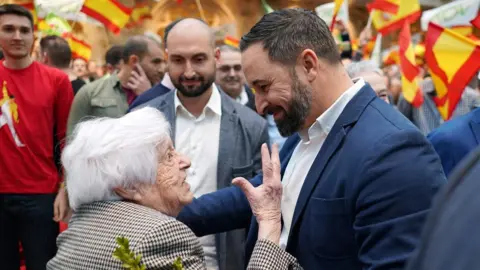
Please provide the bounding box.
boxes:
[113,186,142,202]
[128,55,139,66]
[214,47,221,61]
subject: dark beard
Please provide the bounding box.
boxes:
[173,74,216,98]
[275,71,312,137]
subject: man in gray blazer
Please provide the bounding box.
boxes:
[139,18,268,270]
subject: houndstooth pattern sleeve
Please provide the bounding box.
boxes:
[135,218,206,270]
[247,239,303,270]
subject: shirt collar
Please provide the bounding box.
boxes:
[299,79,365,142]
[236,86,249,105]
[174,84,222,117]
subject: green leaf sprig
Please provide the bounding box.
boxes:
[113,236,146,270]
[172,257,184,270]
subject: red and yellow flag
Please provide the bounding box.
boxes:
[131,3,152,24]
[399,21,423,107]
[372,0,421,35]
[367,0,399,14]
[425,22,480,120]
[19,1,37,30]
[68,36,92,62]
[330,0,345,31]
[471,12,480,29]
[81,0,133,34]
[224,36,240,48]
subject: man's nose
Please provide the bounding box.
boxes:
[13,30,22,40]
[255,94,268,116]
[179,154,191,169]
[184,62,195,78]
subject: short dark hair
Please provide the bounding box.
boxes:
[0,4,34,30]
[240,8,340,65]
[39,35,72,69]
[122,36,150,63]
[105,45,123,66]
[219,45,240,53]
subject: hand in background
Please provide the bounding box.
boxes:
[53,186,72,222]
[233,143,282,244]
[127,64,152,96]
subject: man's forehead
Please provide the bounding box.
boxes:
[0,14,31,27]
[219,51,241,64]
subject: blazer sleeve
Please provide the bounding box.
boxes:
[135,219,205,270]
[178,173,263,236]
[247,239,303,270]
[253,119,270,174]
[354,129,447,269]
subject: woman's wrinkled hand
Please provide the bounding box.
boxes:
[232,143,282,242]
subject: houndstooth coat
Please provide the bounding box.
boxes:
[47,201,301,270]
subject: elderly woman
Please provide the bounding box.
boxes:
[47,107,301,269]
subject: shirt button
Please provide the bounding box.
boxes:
[192,145,197,150]
[191,171,196,176]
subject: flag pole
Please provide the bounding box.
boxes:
[194,0,207,23]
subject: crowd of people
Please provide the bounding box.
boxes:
[1,3,480,270]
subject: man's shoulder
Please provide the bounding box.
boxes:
[428,108,478,146]
[81,75,118,97]
[33,61,69,80]
[140,90,174,110]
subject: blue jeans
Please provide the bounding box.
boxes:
[0,194,59,270]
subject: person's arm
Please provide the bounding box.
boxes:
[54,73,74,150]
[177,173,262,236]
[248,239,303,270]
[67,84,92,138]
[354,129,446,269]
[135,219,205,269]
[53,73,74,222]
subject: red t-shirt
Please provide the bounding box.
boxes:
[0,61,73,194]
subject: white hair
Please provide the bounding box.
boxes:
[346,60,384,78]
[62,107,171,210]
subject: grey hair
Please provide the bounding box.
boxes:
[62,107,171,210]
[346,60,384,78]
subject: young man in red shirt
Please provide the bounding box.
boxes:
[0,5,73,269]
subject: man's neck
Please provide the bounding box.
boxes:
[177,86,213,117]
[302,67,354,129]
[3,56,33,70]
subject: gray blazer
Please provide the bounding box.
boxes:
[47,201,302,270]
[140,89,269,270]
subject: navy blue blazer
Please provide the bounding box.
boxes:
[427,107,480,177]
[127,83,170,112]
[178,85,447,270]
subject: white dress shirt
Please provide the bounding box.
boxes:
[235,86,249,106]
[174,85,222,269]
[279,79,366,250]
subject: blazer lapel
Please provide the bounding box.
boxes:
[217,94,238,189]
[287,85,377,246]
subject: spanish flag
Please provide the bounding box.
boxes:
[399,21,423,107]
[19,1,37,30]
[471,12,480,29]
[224,36,239,48]
[367,0,399,14]
[131,3,152,24]
[330,0,345,31]
[68,36,92,62]
[425,22,480,120]
[81,0,133,34]
[372,0,421,35]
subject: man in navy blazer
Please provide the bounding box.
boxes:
[427,107,480,177]
[178,8,446,269]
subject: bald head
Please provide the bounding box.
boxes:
[167,18,215,49]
